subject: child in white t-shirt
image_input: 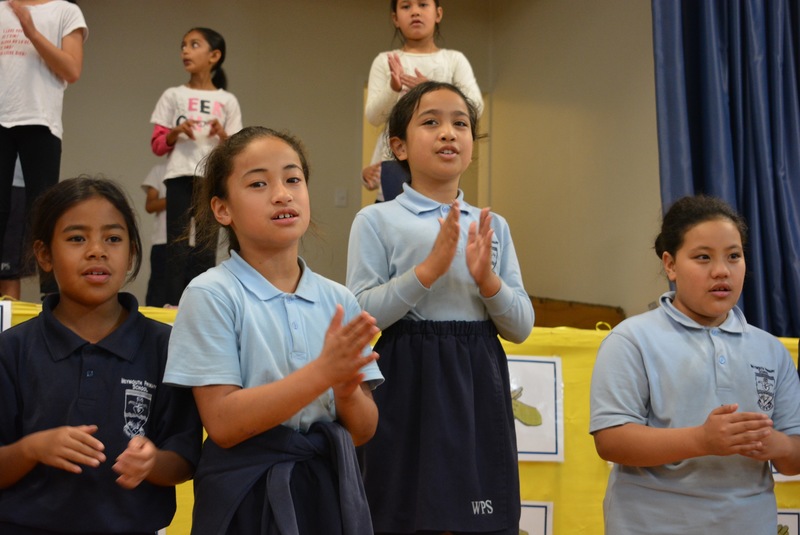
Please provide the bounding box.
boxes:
[141,162,168,307]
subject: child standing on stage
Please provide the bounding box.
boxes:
[347,81,534,535]
[362,0,483,201]
[141,161,168,307]
[0,177,202,534]
[150,27,242,306]
[590,195,800,535]
[164,126,383,535]
[0,0,87,296]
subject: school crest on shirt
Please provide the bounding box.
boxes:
[750,364,775,411]
[121,378,154,438]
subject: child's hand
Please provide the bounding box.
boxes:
[207,118,227,140]
[466,207,501,297]
[739,428,796,463]
[415,201,460,288]
[113,436,157,489]
[399,68,429,90]
[388,53,406,92]
[23,425,105,474]
[699,404,773,456]
[168,120,196,144]
[317,305,379,388]
[8,0,36,39]
[362,163,381,191]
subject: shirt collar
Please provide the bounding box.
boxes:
[222,251,319,303]
[42,292,144,362]
[395,184,471,215]
[659,291,747,333]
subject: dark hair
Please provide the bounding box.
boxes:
[195,126,311,253]
[390,0,442,46]
[387,81,479,173]
[187,27,228,90]
[654,195,748,259]
[30,176,143,283]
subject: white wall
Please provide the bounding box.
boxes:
[23,0,492,302]
[23,0,664,319]
[489,0,666,317]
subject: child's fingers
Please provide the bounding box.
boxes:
[340,313,379,345]
[728,410,772,425]
[334,309,373,336]
[709,403,739,416]
[113,437,156,489]
[120,435,150,459]
[448,200,461,220]
[468,220,478,242]
[31,426,107,473]
[325,311,378,364]
[325,304,346,334]
[479,208,493,235]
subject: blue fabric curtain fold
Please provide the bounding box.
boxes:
[652,0,800,336]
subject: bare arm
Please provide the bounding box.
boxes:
[193,307,379,449]
[147,449,194,485]
[334,382,378,446]
[594,404,773,467]
[743,431,800,476]
[113,436,193,488]
[10,1,84,84]
[0,425,105,489]
[144,186,166,214]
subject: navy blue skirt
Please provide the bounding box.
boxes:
[361,320,520,533]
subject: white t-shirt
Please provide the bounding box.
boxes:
[0,0,88,139]
[150,85,242,180]
[141,162,167,246]
[364,49,483,200]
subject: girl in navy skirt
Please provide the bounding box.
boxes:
[347,81,534,535]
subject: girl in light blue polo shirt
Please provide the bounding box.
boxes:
[164,126,383,535]
[590,195,800,535]
[347,81,534,534]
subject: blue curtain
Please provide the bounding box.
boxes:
[652,0,800,337]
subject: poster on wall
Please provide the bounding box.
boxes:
[520,501,554,535]
[779,510,800,535]
[508,356,564,462]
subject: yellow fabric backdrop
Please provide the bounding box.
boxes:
[9,304,799,534]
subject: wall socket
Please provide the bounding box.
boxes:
[334,188,348,207]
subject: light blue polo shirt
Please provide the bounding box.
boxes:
[165,252,383,432]
[590,291,800,534]
[346,184,534,343]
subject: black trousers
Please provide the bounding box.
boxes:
[145,244,167,307]
[165,175,215,305]
[0,125,61,294]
